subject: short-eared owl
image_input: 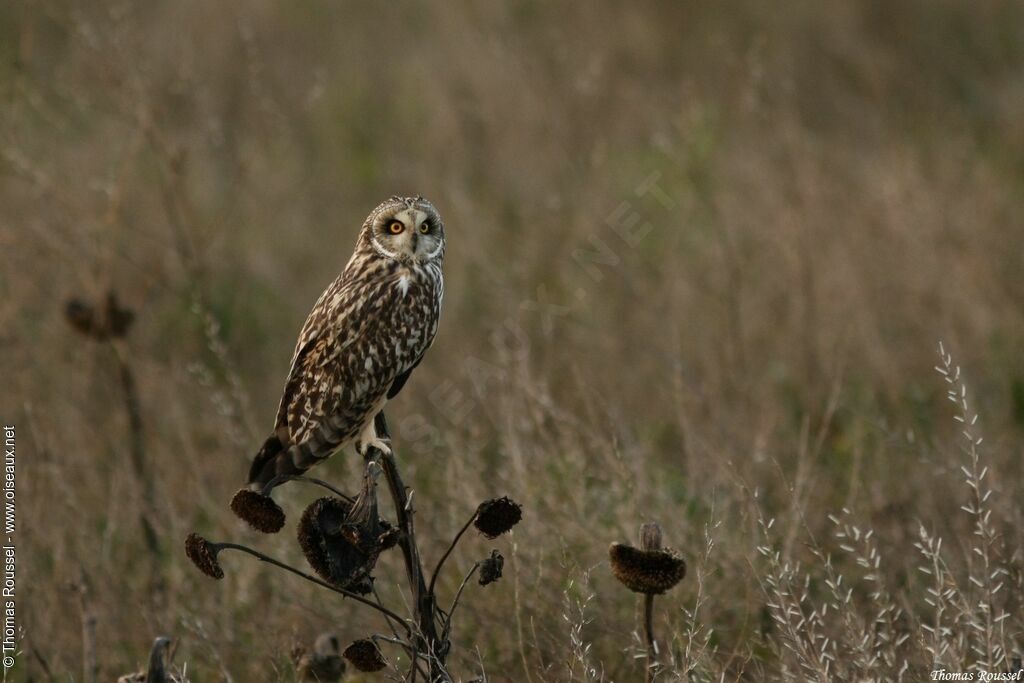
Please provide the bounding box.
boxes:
[247,196,444,489]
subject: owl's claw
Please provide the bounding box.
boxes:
[368,435,392,456]
[357,434,392,458]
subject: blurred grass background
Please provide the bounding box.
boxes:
[2,1,1024,680]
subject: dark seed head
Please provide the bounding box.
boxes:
[343,639,386,672]
[479,549,504,586]
[64,299,99,337]
[378,526,401,550]
[63,292,134,340]
[609,542,686,595]
[103,291,135,338]
[230,489,286,534]
[297,496,393,594]
[294,633,345,682]
[474,497,522,539]
[185,533,224,579]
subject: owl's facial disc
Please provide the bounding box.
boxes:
[371,206,444,264]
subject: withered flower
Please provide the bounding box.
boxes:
[473,496,522,539]
[64,291,135,340]
[185,533,224,579]
[343,639,387,673]
[116,636,174,683]
[609,522,686,595]
[293,632,345,682]
[297,461,393,594]
[479,549,504,586]
[231,489,286,534]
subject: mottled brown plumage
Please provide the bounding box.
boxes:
[247,196,444,489]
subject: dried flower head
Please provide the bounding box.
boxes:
[479,549,504,586]
[64,292,135,340]
[185,533,224,579]
[117,637,174,683]
[609,543,686,595]
[293,632,345,682]
[473,496,522,538]
[230,489,286,533]
[297,491,394,595]
[343,638,387,672]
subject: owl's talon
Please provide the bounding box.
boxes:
[356,436,392,458]
[368,436,392,455]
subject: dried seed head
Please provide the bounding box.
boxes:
[474,497,523,538]
[185,533,224,579]
[609,542,686,595]
[63,292,134,340]
[298,497,355,588]
[479,549,504,586]
[297,496,394,595]
[294,633,345,682]
[343,639,386,672]
[65,299,99,337]
[230,489,286,533]
[103,292,135,338]
[378,527,401,550]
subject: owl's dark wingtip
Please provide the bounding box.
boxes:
[247,433,285,485]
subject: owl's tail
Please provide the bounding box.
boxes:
[247,433,306,491]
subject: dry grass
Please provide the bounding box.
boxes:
[3,1,1024,680]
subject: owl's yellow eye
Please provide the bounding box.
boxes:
[419,221,430,234]
[387,220,404,234]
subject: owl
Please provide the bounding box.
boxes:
[246,196,445,489]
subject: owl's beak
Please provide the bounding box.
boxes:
[410,232,418,251]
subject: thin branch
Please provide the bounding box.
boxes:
[111,342,161,558]
[373,585,406,644]
[213,542,410,633]
[372,413,450,681]
[371,634,412,648]
[442,563,481,642]
[260,473,354,503]
[428,512,478,599]
[370,586,433,681]
[644,593,656,683]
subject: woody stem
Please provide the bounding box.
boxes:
[644,593,656,683]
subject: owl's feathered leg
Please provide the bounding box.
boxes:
[355,410,391,457]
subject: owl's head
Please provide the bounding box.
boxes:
[362,196,445,266]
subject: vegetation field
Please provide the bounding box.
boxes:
[3,1,1024,680]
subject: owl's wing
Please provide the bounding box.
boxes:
[274,277,433,451]
[386,352,424,399]
[273,335,326,433]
